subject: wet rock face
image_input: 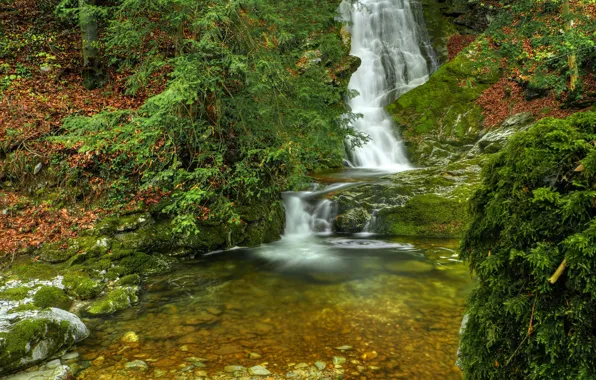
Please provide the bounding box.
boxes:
[331,159,482,238]
[334,208,370,234]
[0,308,89,376]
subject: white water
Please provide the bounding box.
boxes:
[281,0,437,237]
[342,0,437,169]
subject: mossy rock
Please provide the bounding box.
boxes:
[85,286,139,316]
[11,262,58,281]
[335,207,371,233]
[39,236,110,264]
[118,274,141,286]
[33,286,72,310]
[420,0,461,63]
[237,201,285,246]
[62,272,105,300]
[0,287,29,302]
[0,308,89,376]
[376,193,469,237]
[7,304,38,314]
[111,252,172,276]
[387,50,500,166]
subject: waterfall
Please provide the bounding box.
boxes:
[342,0,437,169]
[280,0,437,237]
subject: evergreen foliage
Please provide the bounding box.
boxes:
[51,0,360,235]
[460,111,596,379]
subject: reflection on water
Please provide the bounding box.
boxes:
[75,237,472,379]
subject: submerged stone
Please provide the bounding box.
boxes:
[332,356,346,365]
[3,364,72,380]
[384,260,434,274]
[125,360,149,372]
[224,365,246,373]
[248,365,271,376]
[334,345,352,351]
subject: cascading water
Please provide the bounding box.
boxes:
[342,0,437,169]
[281,0,437,237]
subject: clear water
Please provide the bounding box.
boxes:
[75,236,471,379]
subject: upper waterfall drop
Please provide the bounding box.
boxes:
[342,0,437,170]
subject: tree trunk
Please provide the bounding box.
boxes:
[563,0,579,92]
[79,0,103,89]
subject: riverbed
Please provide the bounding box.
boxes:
[74,236,471,379]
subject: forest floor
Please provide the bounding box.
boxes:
[0,1,154,263]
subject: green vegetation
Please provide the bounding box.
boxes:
[62,271,105,300]
[484,0,596,98]
[86,286,139,316]
[0,286,29,301]
[377,193,468,237]
[11,262,58,281]
[460,112,596,378]
[33,286,73,310]
[48,0,360,238]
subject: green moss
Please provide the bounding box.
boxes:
[113,252,171,276]
[39,236,109,264]
[33,286,73,310]
[420,0,460,62]
[460,112,596,378]
[386,48,500,166]
[62,271,105,300]
[86,286,139,316]
[377,193,468,238]
[118,274,141,286]
[11,262,58,281]
[0,287,29,301]
[8,303,39,313]
[335,208,371,234]
[0,317,73,375]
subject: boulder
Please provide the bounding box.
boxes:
[0,308,89,376]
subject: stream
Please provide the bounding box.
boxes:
[75,236,471,379]
[73,1,466,378]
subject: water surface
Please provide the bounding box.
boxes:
[75,236,471,379]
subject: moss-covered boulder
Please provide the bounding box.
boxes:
[32,287,72,310]
[460,112,596,378]
[330,159,481,238]
[85,286,139,316]
[387,51,500,166]
[62,271,105,300]
[376,193,468,237]
[0,287,30,302]
[0,308,89,376]
[334,208,371,234]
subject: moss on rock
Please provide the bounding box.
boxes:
[33,287,72,310]
[11,262,58,281]
[387,49,500,166]
[0,287,29,301]
[118,274,141,286]
[0,308,89,376]
[335,208,371,234]
[85,286,139,316]
[460,112,596,378]
[376,193,468,237]
[62,272,105,300]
